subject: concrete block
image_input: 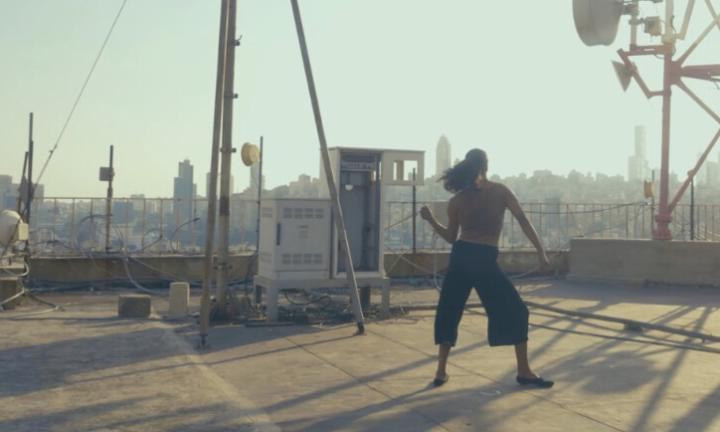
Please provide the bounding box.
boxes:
[569,238,720,286]
[118,294,151,318]
[0,277,23,309]
[168,282,190,319]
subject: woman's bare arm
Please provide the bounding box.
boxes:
[420,200,459,244]
[505,189,550,268]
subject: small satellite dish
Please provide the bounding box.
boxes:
[573,0,625,47]
[241,142,261,166]
[612,61,633,91]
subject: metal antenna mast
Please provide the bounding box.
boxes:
[200,0,232,347]
[290,0,366,334]
[575,0,720,240]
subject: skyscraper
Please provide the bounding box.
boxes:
[173,159,196,227]
[627,126,650,181]
[436,135,451,178]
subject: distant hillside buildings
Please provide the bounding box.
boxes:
[698,153,720,185]
[0,174,44,211]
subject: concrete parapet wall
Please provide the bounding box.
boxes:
[385,250,568,278]
[28,250,568,286]
[29,255,253,286]
[569,238,720,286]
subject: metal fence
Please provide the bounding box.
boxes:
[20,196,259,256]
[12,197,720,256]
[384,200,720,251]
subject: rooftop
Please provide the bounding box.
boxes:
[1,280,718,432]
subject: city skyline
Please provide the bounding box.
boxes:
[4,2,720,198]
[6,140,720,200]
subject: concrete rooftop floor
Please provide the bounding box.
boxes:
[0,280,719,432]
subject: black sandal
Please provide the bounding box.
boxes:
[432,374,449,387]
[516,376,554,389]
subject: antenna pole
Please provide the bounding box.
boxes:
[200,0,229,347]
[215,0,238,316]
[412,168,417,255]
[25,113,34,224]
[17,152,28,215]
[690,176,695,240]
[290,0,366,334]
[652,0,676,240]
[255,136,263,254]
[105,145,114,252]
[654,51,674,240]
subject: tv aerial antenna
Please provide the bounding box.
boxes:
[574,0,720,240]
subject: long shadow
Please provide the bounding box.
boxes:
[274,390,433,432]
[0,327,185,397]
[527,303,705,396]
[70,332,357,386]
[191,320,327,352]
[544,343,658,395]
[669,382,720,432]
[348,300,631,429]
[260,333,488,413]
[277,355,622,432]
[199,299,649,431]
[210,286,717,431]
[0,396,253,432]
[0,397,150,432]
[525,299,612,360]
[647,305,696,326]
[524,302,716,429]
[528,321,720,354]
[95,401,254,432]
[0,307,335,398]
[280,384,536,432]
[475,306,658,429]
[527,280,720,308]
[192,302,542,418]
[288,314,620,431]
[630,305,714,431]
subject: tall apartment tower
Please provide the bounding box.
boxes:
[436,135,451,178]
[627,126,650,181]
[173,159,196,225]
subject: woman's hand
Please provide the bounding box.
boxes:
[420,206,434,222]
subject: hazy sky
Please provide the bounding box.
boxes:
[2,1,720,197]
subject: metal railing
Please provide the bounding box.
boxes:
[18,196,258,256]
[384,200,720,251]
[9,197,720,256]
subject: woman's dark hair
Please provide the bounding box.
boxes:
[440,149,488,193]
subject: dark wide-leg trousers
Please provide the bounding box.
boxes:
[434,240,529,347]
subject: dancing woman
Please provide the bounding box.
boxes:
[420,149,554,389]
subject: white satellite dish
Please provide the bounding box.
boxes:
[573,0,625,46]
[0,210,28,247]
[240,142,261,166]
